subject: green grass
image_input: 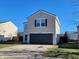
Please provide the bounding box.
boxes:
[43,41,79,58]
[43,48,79,59]
[58,48,79,53]
[0,44,15,48]
[59,40,79,49]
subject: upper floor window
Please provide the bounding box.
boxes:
[41,19,47,26]
[35,19,40,27]
[35,18,47,27]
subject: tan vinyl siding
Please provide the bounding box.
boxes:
[55,20,60,34]
[25,11,56,34]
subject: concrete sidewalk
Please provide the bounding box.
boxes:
[0,44,58,52]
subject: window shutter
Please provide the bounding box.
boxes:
[35,20,36,27]
[45,19,47,26]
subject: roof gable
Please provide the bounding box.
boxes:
[27,10,56,18]
[0,21,18,31]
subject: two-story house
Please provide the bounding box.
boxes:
[0,21,18,41]
[23,10,60,44]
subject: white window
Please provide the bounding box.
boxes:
[41,19,47,26]
[35,19,40,27]
[35,18,47,27]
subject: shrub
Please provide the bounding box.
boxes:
[59,32,68,44]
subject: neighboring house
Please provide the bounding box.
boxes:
[67,25,79,40]
[0,21,18,41]
[59,32,78,41]
[59,26,79,41]
[67,32,78,40]
[23,10,60,44]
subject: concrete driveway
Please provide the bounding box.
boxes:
[0,45,59,59]
[0,44,58,52]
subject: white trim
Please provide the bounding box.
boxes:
[55,16,61,27]
[25,32,54,34]
[53,34,57,44]
[27,35,30,44]
[23,33,25,43]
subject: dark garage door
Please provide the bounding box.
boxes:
[30,34,53,44]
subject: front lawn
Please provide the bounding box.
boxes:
[59,42,79,49]
[59,40,79,49]
[0,44,15,48]
[42,40,79,59]
[43,48,79,59]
